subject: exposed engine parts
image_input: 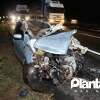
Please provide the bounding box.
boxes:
[27,49,78,85]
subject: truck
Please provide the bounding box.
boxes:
[16,4,30,21]
[42,0,65,24]
[10,4,30,23]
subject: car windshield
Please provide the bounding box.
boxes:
[49,7,64,13]
[16,10,29,14]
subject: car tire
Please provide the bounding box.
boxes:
[23,64,56,93]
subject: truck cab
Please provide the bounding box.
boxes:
[16,4,30,21]
[10,4,30,24]
[43,0,65,24]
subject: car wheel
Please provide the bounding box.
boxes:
[23,64,56,93]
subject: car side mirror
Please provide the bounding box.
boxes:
[13,34,22,40]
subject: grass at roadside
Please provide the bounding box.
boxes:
[0,23,10,33]
[0,42,52,100]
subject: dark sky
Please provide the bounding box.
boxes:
[0,0,15,15]
[0,0,99,24]
[0,0,39,15]
[62,0,100,24]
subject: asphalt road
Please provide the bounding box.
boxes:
[75,30,100,51]
[75,29,100,61]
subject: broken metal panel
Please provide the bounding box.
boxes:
[34,30,74,54]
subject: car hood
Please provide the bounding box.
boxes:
[34,30,76,55]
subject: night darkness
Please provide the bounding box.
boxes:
[0,0,100,24]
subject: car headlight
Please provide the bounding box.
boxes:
[25,16,30,21]
[71,19,78,24]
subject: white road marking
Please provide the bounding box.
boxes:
[78,32,100,39]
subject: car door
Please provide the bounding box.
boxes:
[13,33,33,64]
[13,37,26,63]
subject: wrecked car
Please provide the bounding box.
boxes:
[11,21,100,92]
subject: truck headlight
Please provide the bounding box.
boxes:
[49,19,54,23]
[17,16,21,21]
[25,16,30,21]
[11,24,16,30]
[61,19,64,24]
[10,15,16,23]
